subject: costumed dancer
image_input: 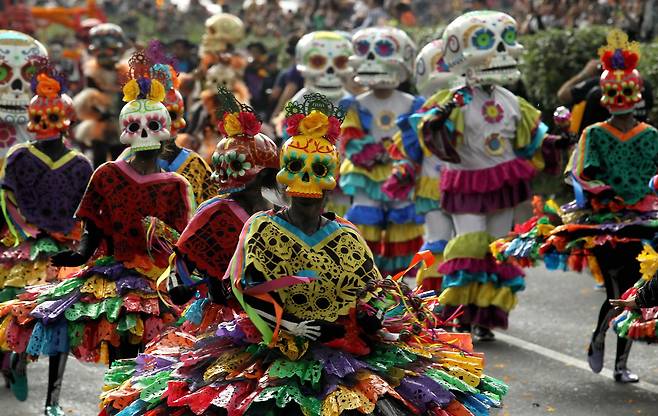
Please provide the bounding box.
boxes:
[339,26,425,277]
[0,46,195,413]
[120,41,217,205]
[0,30,48,165]
[73,23,127,167]
[289,31,353,216]
[409,12,554,340]
[499,29,654,382]
[395,39,461,291]
[99,92,508,416]
[179,13,249,162]
[166,86,280,323]
[0,63,93,415]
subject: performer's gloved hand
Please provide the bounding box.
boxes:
[51,251,88,267]
[357,308,384,335]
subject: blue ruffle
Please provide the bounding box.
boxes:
[441,272,526,293]
[544,251,570,271]
[345,205,385,226]
[387,203,424,224]
[339,173,390,201]
[340,95,373,132]
[502,237,538,259]
[182,297,208,325]
[515,121,549,160]
[420,240,448,254]
[116,399,149,416]
[395,95,426,164]
[377,253,416,274]
[343,134,377,159]
[26,320,69,357]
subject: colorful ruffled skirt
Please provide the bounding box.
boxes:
[0,257,179,364]
[99,280,508,416]
[0,235,70,302]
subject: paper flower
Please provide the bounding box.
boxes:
[298,110,329,138]
[237,111,261,136]
[35,73,61,98]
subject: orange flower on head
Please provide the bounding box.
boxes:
[36,73,61,99]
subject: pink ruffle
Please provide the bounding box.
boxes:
[351,142,387,169]
[440,158,536,194]
[438,258,525,281]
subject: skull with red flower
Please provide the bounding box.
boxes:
[277,93,344,198]
[211,86,279,193]
[598,29,643,115]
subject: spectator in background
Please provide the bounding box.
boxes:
[245,43,279,119]
[357,0,390,29]
[394,2,417,27]
[270,36,304,123]
[169,39,197,73]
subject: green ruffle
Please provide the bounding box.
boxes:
[268,358,322,389]
[117,313,140,333]
[30,237,64,260]
[425,368,478,394]
[363,345,417,372]
[251,383,322,415]
[443,231,494,261]
[479,374,509,397]
[136,370,173,404]
[64,297,122,322]
[40,277,85,300]
[68,321,84,348]
[0,286,21,302]
[414,197,440,216]
[94,256,116,266]
[104,359,137,388]
[340,173,390,202]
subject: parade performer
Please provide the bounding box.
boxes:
[0,46,195,415]
[120,42,217,205]
[396,39,461,291]
[497,29,654,382]
[166,86,280,317]
[409,11,554,340]
[339,26,425,277]
[99,93,508,416]
[0,30,48,165]
[73,23,127,167]
[0,63,93,415]
[291,31,353,216]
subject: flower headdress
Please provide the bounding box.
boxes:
[122,41,177,103]
[598,29,640,72]
[284,93,346,144]
[29,56,68,98]
[216,86,261,137]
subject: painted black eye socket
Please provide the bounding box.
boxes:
[287,159,303,173]
[48,114,59,123]
[622,87,634,96]
[128,122,140,133]
[607,89,617,97]
[148,120,161,131]
[32,115,41,124]
[168,110,178,120]
[230,160,243,171]
[312,162,328,177]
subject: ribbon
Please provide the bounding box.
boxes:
[392,250,435,281]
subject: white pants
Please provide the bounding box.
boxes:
[451,208,515,239]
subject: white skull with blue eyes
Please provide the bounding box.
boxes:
[442,11,523,86]
[414,39,462,97]
[349,27,416,89]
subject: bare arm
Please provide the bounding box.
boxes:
[557,59,600,104]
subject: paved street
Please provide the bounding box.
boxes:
[3,266,658,415]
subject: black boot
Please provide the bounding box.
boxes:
[587,330,605,374]
[613,337,639,383]
[473,325,495,341]
[44,353,68,415]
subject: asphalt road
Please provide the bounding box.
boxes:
[3,267,658,415]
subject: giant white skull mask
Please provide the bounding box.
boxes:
[0,30,47,124]
[119,99,171,152]
[296,31,352,101]
[442,11,523,86]
[414,39,463,97]
[200,13,245,55]
[350,27,416,89]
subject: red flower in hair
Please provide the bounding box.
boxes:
[285,114,305,136]
[326,116,341,143]
[217,116,228,136]
[237,111,261,136]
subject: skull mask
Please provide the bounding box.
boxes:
[204,62,237,92]
[296,31,352,101]
[350,27,416,89]
[163,89,186,136]
[88,23,126,69]
[27,94,74,140]
[442,11,523,86]
[277,134,339,198]
[212,132,279,193]
[598,30,643,115]
[200,13,245,56]
[0,30,47,124]
[119,99,171,151]
[414,39,462,97]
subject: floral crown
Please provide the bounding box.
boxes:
[216,86,262,137]
[29,57,67,98]
[122,40,178,103]
[284,93,346,144]
[598,29,641,72]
